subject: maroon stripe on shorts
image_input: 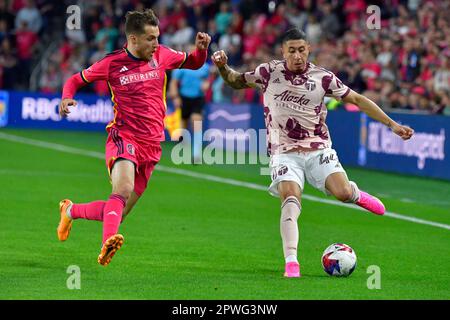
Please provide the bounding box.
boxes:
[111,128,124,156]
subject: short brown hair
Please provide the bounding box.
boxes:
[125,9,159,36]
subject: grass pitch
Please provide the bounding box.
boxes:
[0,128,449,300]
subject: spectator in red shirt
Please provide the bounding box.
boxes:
[15,20,38,88]
[39,63,62,94]
[242,21,262,61]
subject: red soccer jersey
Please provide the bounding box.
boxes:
[80,45,188,143]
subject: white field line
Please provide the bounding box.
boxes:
[1,131,449,231]
[0,168,100,178]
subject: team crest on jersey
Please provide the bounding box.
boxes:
[148,58,159,68]
[127,143,135,156]
[305,80,316,91]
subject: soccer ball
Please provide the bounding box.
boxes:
[321,243,357,277]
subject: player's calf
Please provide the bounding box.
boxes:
[280,195,302,278]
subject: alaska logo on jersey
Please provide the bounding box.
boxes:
[274,90,311,105]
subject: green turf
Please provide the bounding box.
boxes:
[0,128,449,300]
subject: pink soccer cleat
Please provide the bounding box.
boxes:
[356,191,385,215]
[284,262,301,278]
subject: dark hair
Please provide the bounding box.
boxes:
[125,9,159,36]
[281,28,307,44]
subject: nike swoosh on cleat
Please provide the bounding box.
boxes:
[106,211,118,216]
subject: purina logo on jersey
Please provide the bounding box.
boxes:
[119,71,160,85]
[305,80,316,91]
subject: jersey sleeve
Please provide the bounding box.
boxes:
[243,62,271,90]
[80,57,110,83]
[159,45,188,70]
[324,72,350,99]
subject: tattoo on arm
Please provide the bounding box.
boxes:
[218,65,251,89]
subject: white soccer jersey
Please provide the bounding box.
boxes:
[244,61,350,155]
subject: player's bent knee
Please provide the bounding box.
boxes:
[279,185,301,203]
[113,183,134,201]
[282,192,300,203]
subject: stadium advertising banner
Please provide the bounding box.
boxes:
[204,103,265,153]
[326,111,449,181]
[5,91,113,131]
[206,104,450,181]
[2,91,449,180]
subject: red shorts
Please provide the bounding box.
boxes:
[105,128,162,196]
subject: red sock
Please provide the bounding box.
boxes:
[102,194,126,244]
[70,201,106,221]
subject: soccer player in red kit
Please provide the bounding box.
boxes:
[57,9,211,266]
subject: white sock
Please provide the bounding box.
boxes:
[349,181,361,203]
[285,254,298,264]
[66,204,73,219]
[280,196,301,259]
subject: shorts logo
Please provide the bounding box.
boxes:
[272,165,288,180]
[319,153,336,165]
[278,165,288,176]
[127,143,135,156]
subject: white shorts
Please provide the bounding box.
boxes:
[268,148,348,197]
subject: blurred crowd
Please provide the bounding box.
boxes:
[0,0,449,115]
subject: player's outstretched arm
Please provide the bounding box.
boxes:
[59,72,87,118]
[343,90,414,140]
[178,32,211,70]
[211,50,252,90]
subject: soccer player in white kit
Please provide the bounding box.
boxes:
[211,28,414,278]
